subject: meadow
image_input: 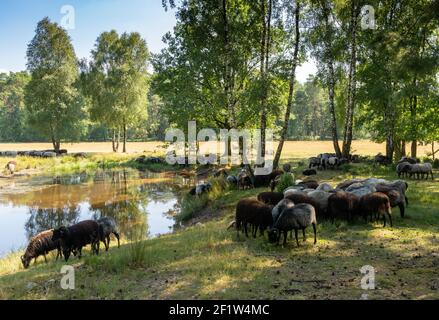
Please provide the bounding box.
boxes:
[0,141,438,300]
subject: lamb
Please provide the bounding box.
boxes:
[268,203,317,247]
[269,174,282,191]
[375,153,391,165]
[21,229,62,269]
[399,156,417,164]
[283,163,292,172]
[52,220,101,262]
[325,157,339,169]
[327,191,360,222]
[195,182,212,195]
[359,192,392,227]
[257,192,284,206]
[375,184,405,218]
[235,198,273,238]
[284,188,307,197]
[302,168,317,176]
[226,175,238,186]
[97,217,120,251]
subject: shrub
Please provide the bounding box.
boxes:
[433,159,439,169]
[276,173,295,193]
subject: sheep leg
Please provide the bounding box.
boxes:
[114,232,120,248]
[244,223,249,238]
[382,212,386,227]
[405,196,409,207]
[294,229,299,247]
[252,225,257,238]
[302,228,306,242]
[312,223,317,245]
[283,231,288,247]
[398,203,405,218]
[44,254,47,263]
[388,213,393,227]
[105,236,110,251]
[431,171,434,180]
[78,248,82,259]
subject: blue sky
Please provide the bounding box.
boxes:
[0,0,315,81]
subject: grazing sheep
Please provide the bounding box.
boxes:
[327,191,360,222]
[297,180,319,190]
[409,163,434,180]
[316,183,334,192]
[284,193,322,217]
[382,180,409,206]
[283,187,307,197]
[325,157,339,169]
[307,190,332,216]
[303,168,317,176]
[97,217,120,251]
[268,203,317,247]
[345,183,376,197]
[195,182,212,195]
[336,179,363,190]
[235,198,273,238]
[399,156,417,164]
[375,153,391,165]
[308,157,321,169]
[271,198,295,223]
[5,160,16,175]
[396,162,412,178]
[359,192,392,227]
[375,184,405,218]
[257,192,284,206]
[52,220,101,262]
[362,178,388,188]
[21,229,62,269]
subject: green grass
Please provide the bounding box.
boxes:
[0,160,438,299]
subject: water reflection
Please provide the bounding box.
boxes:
[0,168,189,257]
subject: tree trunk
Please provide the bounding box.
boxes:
[342,0,358,158]
[112,129,120,153]
[411,140,417,158]
[51,134,60,154]
[401,140,406,157]
[327,55,341,157]
[222,0,236,128]
[123,122,127,153]
[273,1,300,169]
[259,0,272,166]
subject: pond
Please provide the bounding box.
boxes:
[0,168,193,257]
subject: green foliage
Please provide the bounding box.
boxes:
[275,172,295,193]
[25,18,86,150]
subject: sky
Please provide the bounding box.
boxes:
[0,0,316,82]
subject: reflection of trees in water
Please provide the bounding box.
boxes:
[22,168,185,241]
[25,207,80,239]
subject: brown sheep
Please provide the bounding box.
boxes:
[21,229,62,269]
[257,191,284,206]
[296,180,319,189]
[327,191,360,223]
[360,192,392,227]
[235,198,273,238]
[375,184,405,218]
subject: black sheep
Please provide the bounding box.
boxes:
[235,198,273,238]
[21,229,62,269]
[257,191,284,206]
[284,193,322,217]
[268,203,317,247]
[302,168,317,176]
[52,220,101,262]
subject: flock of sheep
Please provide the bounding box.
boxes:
[20,217,120,269]
[233,176,409,246]
[396,156,434,180]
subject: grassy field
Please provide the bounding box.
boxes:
[0,142,438,300]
